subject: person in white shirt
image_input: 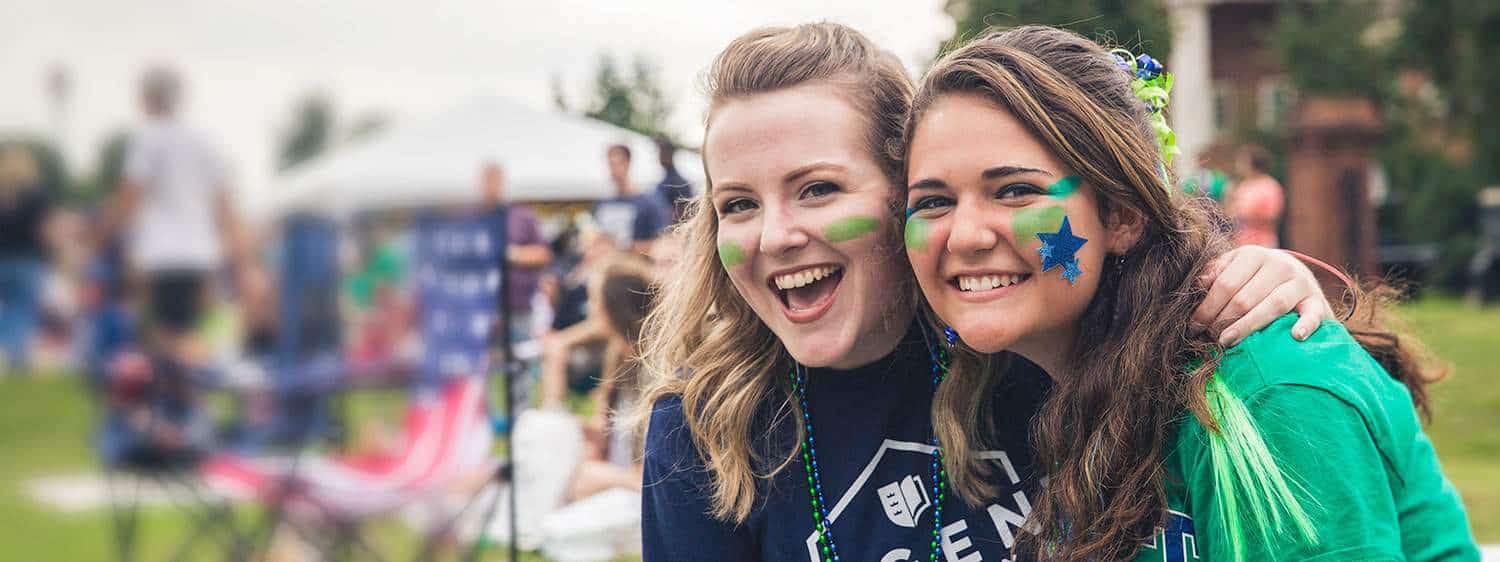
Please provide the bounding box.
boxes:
[97,66,243,377]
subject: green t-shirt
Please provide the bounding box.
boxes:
[1133,314,1479,561]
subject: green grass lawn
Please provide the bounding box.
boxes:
[0,378,618,562]
[0,295,1495,561]
[1398,296,1500,541]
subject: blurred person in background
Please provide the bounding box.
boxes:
[0,145,56,373]
[1180,149,1230,204]
[539,230,618,404]
[653,134,693,224]
[96,65,245,400]
[540,254,653,500]
[593,144,668,255]
[479,161,551,344]
[1230,144,1285,248]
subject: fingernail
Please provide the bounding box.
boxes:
[1220,330,1238,347]
[1293,327,1307,340]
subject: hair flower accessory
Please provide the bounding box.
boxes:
[1111,49,1179,171]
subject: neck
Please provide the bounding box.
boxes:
[823,304,916,371]
[1009,322,1078,381]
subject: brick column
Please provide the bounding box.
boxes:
[1284,97,1382,276]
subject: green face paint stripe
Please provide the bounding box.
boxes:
[1012,206,1066,243]
[905,217,930,252]
[824,216,880,243]
[718,241,746,268]
[1047,175,1082,198]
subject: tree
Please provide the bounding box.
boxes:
[1375,0,1500,286]
[550,72,570,113]
[345,112,389,144]
[943,0,1173,60]
[278,93,335,172]
[579,53,673,138]
[0,137,70,201]
[1272,1,1387,99]
[66,131,130,205]
[1398,0,1500,185]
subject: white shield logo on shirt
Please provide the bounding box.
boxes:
[877,474,931,528]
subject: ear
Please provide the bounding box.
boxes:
[1105,205,1146,254]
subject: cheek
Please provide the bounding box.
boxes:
[1012,205,1065,250]
[904,218,954,311]
[717,240,747,268]
[715,226,756,274]
[823,215,882,243]
[904,218,945,271]
[904,216,933,253]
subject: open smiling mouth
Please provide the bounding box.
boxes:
[949,272,1032,294]
[768,265,844,322]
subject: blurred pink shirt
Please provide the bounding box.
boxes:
[1232,175,1284,248]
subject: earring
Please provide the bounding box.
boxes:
[943,326,959,347]
[1109,253,1128,325]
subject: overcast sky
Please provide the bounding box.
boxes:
[0,0,952,214]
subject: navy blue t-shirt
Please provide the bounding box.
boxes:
[655,169,693,223]
[642,328,1048,561]
[594,193,667,249]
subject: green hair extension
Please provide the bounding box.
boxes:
[1203,376,1320,561]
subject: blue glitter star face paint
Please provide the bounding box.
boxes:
[1037,216,1088,285]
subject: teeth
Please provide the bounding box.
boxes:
[957,274,1026,292]
[775,266,839,290]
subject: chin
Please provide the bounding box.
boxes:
[950,320,1020,354]
[781,326,856,368]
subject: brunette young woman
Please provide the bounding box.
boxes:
[902,25,1479,561]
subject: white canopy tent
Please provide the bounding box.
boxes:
[266,96,703,218]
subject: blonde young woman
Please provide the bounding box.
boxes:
[902,26,1478,560]
[637,23,1334,561]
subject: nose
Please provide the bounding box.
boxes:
[758,203,811,257]
[946,198,1001,255]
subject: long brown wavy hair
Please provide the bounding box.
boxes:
[632,22,920,523]
[905,26,1441,560]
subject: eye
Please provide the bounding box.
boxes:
[719,197,758,215]
[799,181,839,199]
[996,182,1045,201]
[909,195,953,212]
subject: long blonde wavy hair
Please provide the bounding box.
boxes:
[632,22,920,523]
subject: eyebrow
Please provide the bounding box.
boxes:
[908,165,1052,191]
[711,161,847,194]
[908,178,947,191]
[982,165,1052,180]
[710,182,752,196]
[783,161,846,184]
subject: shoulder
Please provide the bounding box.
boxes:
[1207,313,1424,475]
[644,396,697,466]
[642,395,725,511]
[1218,314,1410,411]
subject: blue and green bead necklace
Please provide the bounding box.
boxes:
[791,327,955,562]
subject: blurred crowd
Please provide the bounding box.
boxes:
[1179,143,1287,249]
[0,67,690,533]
